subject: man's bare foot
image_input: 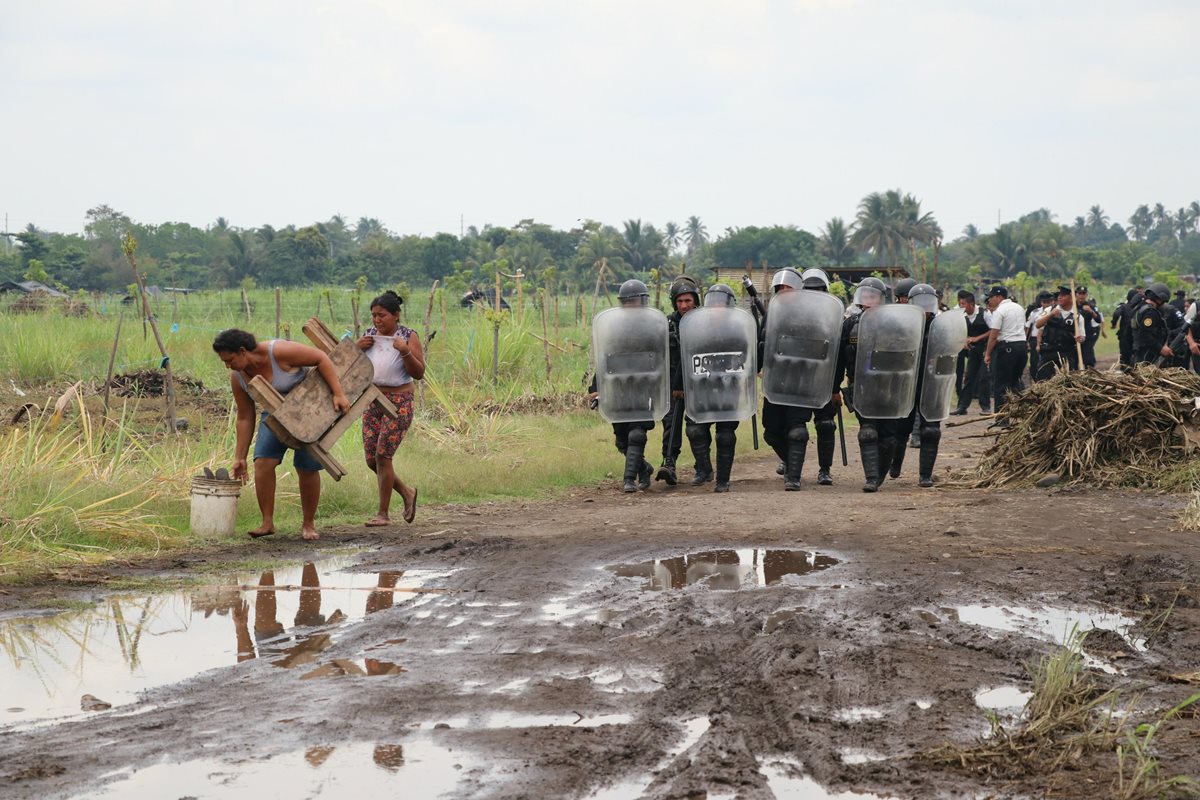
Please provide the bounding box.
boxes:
[301,526,320,542]
[402,487,418,524]
[365,516,390,527]
[247,525,276,539]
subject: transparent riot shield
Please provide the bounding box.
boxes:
[762,290,844,408]
[919,309,968,422]
[679,305,758,423]
[591,306,670,423]
[852,303,924,419]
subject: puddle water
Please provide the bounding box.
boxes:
[75,738,482,799]
[587,717,710,799]
[606,548,840,591]
[833,707,886,723]
[762,759,893,799]
[839,749,888,765]
[949,604,1146,652]
[1,558,447,726]
[975,685,1032,711]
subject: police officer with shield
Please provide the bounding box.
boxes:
[909,284,966,487]
[655,276,701,486]
[589,280,671,493]
[835,277,924,492]
[680,284,759,492]
[761,268,843,490]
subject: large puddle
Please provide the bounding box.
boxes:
[606,548,840,591]
[1,559,447,726]
[76,738,484,799]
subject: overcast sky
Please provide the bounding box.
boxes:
[3,0,1197,241]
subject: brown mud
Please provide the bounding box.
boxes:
[2,411,1199,799]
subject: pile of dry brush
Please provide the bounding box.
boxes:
[970,365,1200,488]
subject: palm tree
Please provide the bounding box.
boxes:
[213,217,229,233]
[354,217,387,245]
[1191,201,1200,234]
[1152,203,1170,231]
[1086,205,1109,230]
[663,221,681,255]
[961,223,980,241]
[1176,208,1192,240]
[1127,205,1152,241]
[819,217,855,266]
[684,216,708,257]
[850,192,904,267]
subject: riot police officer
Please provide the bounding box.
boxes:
[655,276,701,485]
[1132,283,1175,365]
[1112,289,1142,368]
[761,268,843,490]
[680,284,758,492]
[906,283,963,487]
[1033,286,1084,379]
[589,279,668,493]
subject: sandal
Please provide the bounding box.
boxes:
[247,529,275,539]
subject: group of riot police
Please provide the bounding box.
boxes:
[1112,283,1198,369]
[589,269,965,494]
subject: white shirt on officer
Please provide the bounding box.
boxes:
[990,298,1026,342]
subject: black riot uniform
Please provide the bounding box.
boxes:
[592,280,657,493]
[895,284,943,487]
[760,268,840,490]
[683,283,760,493]
[655,276,701,486]
[1132,284,1173,365]
[834,278,898,492]
[1112,289,1140,367]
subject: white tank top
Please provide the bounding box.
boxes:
[365,325,414,387]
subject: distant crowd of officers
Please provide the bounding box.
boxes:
[590,272,1198,497]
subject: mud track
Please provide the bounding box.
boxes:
[2,417,1199,798]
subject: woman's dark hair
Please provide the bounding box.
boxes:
[212,328,257,354]
[370,290,404,314]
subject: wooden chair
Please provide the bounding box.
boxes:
[242,318,398,480]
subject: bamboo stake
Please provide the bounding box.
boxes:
[1070,279,1084,370]
[241,288,252,324]
[351,296,361,339]
[421,280,439,407]
[539,288,552,380]
[101,312,124,422]
[275,287,281,339]
[590,259,605,318]
[121,234,177,433]
[493,270,502,387]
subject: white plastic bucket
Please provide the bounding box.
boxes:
[190,477,241,538]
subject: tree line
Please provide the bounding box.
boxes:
[3,194,1199,296]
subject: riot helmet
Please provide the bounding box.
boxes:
[669,275,701,309]
[704,283,737,308]
[800,267,831,292]
[618,279,650,307]
[893,277,917,301]
[909,283,939,314]
[772,269,803,294]
[852,277,887,309]
[1144,283,1171,304]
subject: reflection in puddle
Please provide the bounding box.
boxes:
[762,759,893,799]
[480,712,632,729]
[974,685,1032,711]
[607,549,839,591]
[77,739,479,798]
[833,707,885,723]
[1,559,446,725]
[839,749,888,765]
[299,658,405,679]
[950,605,1146,652]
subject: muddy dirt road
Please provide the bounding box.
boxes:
[2,418,1199,798]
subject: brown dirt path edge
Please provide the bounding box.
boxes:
[2,413,1198,799]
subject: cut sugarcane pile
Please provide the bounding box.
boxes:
[971,366,1200,488]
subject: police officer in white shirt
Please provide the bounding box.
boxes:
[982,286,1028,412]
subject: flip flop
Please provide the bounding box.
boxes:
[247,529,275,539]
[403,488,418,524]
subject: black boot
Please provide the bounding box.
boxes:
[776,460,785,476]
[784,438,807,491]
[875,436,896,491]
[714,430,736,493]
[918,424,941,488]
[888,439,907,479]
[639,459,653,490]
[655,460,677,486]
[816,423,834,485]
[622,448,642,493]
[692,453,713,486]
[858,426,880,493]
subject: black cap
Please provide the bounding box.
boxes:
[1056,286,1071,296]
[985,286,1007,299]
[1075,285,1087,293]
[1036,291,1053,302]
[1177,290,1186,296]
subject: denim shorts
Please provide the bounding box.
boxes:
[253,413,323,471]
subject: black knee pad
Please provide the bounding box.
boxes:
[857,424,878,446]
[628,427,647,448]
[685,422,707,441]
[814,417,836,436]
[786,424,809,444]
[920,423,941,448]
[715,428,737,450]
